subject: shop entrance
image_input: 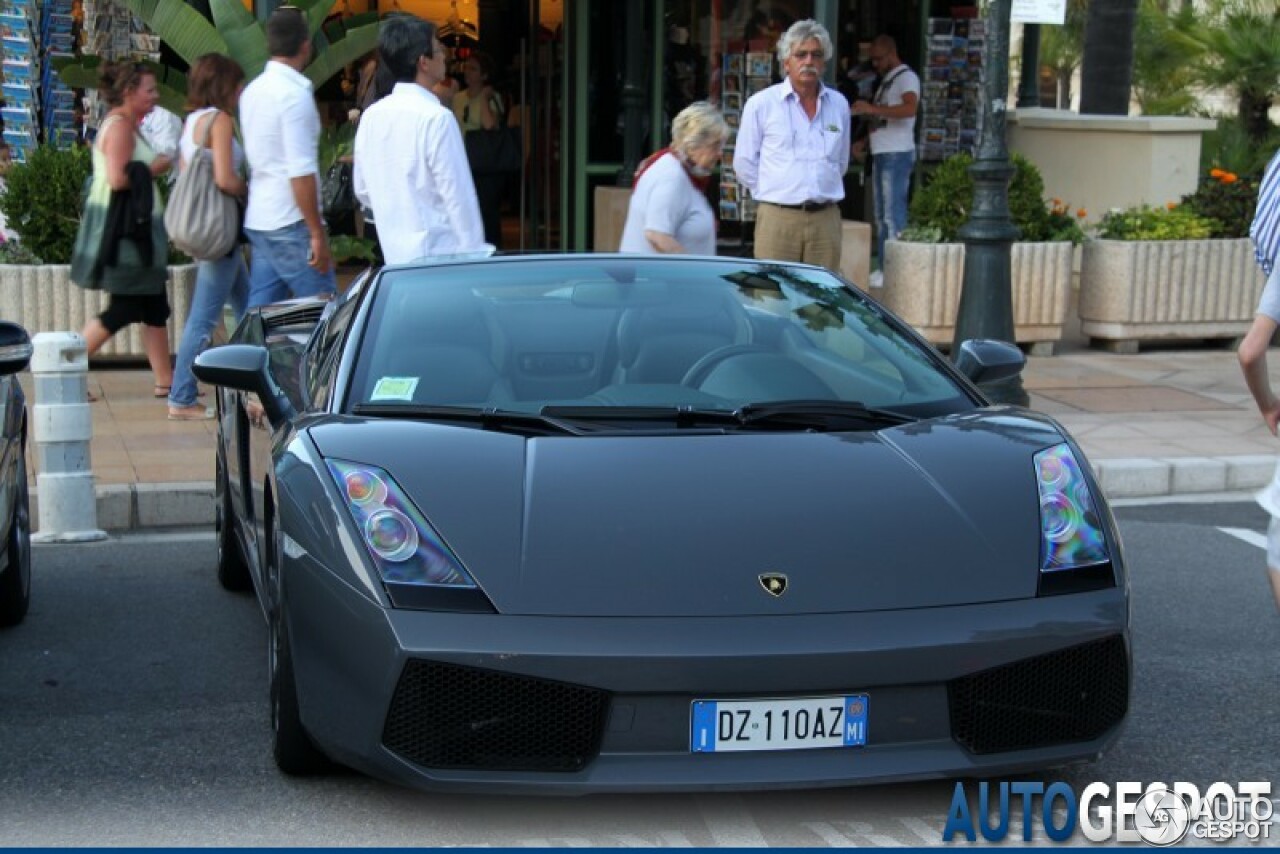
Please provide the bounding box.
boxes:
[431,0,567,250]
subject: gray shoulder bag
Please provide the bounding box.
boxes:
[164,110,239,260]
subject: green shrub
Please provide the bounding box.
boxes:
[1096,205,1219,240]
[897,225,944,243]
[1199,113,1280,178]
[906,152,1082,243]
[0,145,91,263]
[0,238,43,265]
[1180,168,1258,238]
[330,234,378,264]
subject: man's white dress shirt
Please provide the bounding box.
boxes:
[733,79,850,206]
[353,82,490,264]
[240,60,322,232]
[139,105,182,158]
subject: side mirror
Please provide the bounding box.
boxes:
[0,321,33,376]
[193,344,297,424]
[953,338,1025,387]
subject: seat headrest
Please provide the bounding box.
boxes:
[616,294,749,368]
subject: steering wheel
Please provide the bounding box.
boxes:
[681,344,772,388]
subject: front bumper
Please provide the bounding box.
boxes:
[283,557,1129,794]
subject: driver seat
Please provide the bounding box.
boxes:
[612,293,753,385]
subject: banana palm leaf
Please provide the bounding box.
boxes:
[151,63,191,115]
[209,0,268,79]
[50,55,103,92]
[294,0,338,41]
[120,0,227,66]
[304,16,379,90]
[50,56,187,120]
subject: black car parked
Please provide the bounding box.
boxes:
[0,321,32,627]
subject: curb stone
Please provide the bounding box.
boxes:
[31,481,216,534]
[1093,456,1275,501]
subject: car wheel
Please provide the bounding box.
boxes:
[269,610,331,775]
[0,450,31,628]
[216,450,252,592]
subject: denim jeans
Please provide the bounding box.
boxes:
[872,150,916,269]
[168,250,249,408]
[245,220,337,309]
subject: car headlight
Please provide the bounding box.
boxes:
[1034,443,1109,572]
[325,459,477,589]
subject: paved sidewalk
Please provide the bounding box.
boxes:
[17,341,1280,530]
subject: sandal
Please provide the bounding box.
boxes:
[167,405,214,421]
[154,386,204,399]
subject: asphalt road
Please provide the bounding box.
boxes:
[1,502,1278,847]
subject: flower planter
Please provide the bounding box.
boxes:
[0,263,198,358]
[879,240,1074,355]
[1079,238,1265,353]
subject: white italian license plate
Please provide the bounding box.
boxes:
[690,695,867,753]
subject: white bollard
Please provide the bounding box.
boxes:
[31,332,107,543]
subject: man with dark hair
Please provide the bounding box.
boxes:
[353,13,489,263]
[241,4,336,307]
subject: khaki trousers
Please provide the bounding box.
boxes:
[752,202,842,271]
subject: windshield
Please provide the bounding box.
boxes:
[344,258,971,419]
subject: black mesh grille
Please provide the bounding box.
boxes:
[948,635,1128,755]
[382,660,610,772]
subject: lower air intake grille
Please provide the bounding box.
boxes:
[948,635,1128,755]
[382,660,610,772]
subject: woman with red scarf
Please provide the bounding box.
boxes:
[620,102,728,255]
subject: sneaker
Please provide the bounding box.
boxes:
[869,271,884,288]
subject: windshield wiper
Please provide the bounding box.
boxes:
[539,401,915,432]
[352,403,584,436]
[539,405,741,429]
[733,399,917,430]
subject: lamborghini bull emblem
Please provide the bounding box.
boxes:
[758,572,788,597]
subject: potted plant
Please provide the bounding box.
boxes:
[0,144,198,358]
[882,152,1084,354]
[1078,169,1264,353]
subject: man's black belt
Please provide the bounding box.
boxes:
[765,200,835,212]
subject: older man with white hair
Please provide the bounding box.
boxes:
[733,19,850,271]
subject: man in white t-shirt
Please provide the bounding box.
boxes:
[852,35,920,285]
[240,5,335,307]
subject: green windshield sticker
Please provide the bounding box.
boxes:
[370,377,419,401]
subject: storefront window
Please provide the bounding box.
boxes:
[664,1,815,117]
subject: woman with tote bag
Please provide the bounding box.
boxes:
[166,54,249,421]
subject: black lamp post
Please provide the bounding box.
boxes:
[951,0,1028,406]
[1017,24,1041,109]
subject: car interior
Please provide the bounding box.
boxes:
[342,263,968,417]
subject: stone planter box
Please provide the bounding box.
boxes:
[0,263,198,358]
[879,240,1074,354]
[1079,238,1265,353]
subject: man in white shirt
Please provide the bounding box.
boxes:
[853,35,920,285]
[139,105,182,185]
[353,14,490,265]
[733,19,850,271]
[240,5,335,308]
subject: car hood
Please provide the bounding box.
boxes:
[309,410,1071,617]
